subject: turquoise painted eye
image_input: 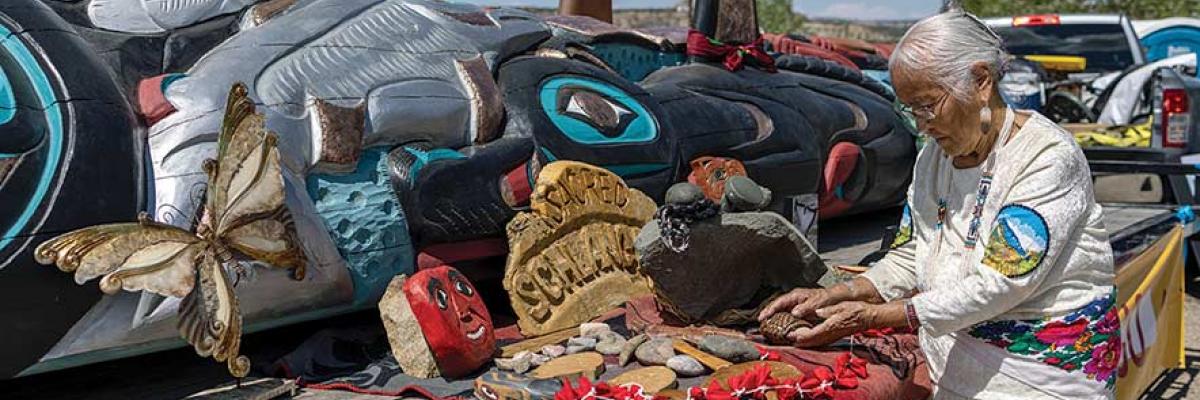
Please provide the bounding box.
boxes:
[539,77,657,144]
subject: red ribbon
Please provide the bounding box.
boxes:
[686,29,777,73]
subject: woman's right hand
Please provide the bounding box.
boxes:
[757,288,837,322]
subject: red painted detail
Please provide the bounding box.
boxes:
[501,162,533,207]
[763,33,860,72]
[137,75,177,126]
[819,142,861,219]
[687,156,748,202]
[403,265,495,378]
[872,43,894,59]
[416,239,509,271]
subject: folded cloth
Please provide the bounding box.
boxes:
[266,327,476,399]
[770,334,932,400]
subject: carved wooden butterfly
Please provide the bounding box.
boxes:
[35,83,306,377]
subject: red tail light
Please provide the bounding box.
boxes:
[1012,14,1060,26]
[1162,88,1190,148]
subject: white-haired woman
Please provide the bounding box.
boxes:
[760,11,1119,399]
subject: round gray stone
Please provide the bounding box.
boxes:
[697,335,761,363]
[635,337,676,366]
[496,351,534,373]
[541,345,567,358]
[580,322,612,338]
[665,183,705,205]
[567,336,598,350]
[666,355,706,377]
[594,331,627,355]
[721,176,771,212]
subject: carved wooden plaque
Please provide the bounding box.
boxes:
[503,161,656,335]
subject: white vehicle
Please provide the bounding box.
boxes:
[984,14,1146,74]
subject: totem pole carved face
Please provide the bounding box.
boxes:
[403,265,495,378]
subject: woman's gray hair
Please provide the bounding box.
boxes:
[890,11,1009,101]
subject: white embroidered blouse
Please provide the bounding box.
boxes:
[862,110,1118,399]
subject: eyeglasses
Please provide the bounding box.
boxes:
[901,92,950,122]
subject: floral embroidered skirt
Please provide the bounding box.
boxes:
[967,291,1121,388]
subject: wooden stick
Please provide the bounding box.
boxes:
[499,327,577,358]
[673,340,733,371]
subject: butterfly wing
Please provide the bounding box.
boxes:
[35,214,204,298]
[203,83,305,276]
[179,248,249,377]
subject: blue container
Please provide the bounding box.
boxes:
[1142,26,1200,63]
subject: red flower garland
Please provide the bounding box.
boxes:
[554,353,869,400]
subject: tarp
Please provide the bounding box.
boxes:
[1114,225,1187,400]
[1097,53,1196,126]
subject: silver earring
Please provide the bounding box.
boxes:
[979,106,992,134]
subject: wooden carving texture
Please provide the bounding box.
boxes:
[248,0,297,26]
[311,97,365,173]
[455,55,504,144]
[715,0,758,45]
[503,161,656,335]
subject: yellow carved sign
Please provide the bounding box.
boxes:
[503,161,656,335]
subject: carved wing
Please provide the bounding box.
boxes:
[179,248,249,377]
[203,83,305,273]
[35,214,205,298]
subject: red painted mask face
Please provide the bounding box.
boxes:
[403,265,495,378]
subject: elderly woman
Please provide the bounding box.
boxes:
[759,11,1119,399]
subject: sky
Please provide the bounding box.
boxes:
[467,0,942,21]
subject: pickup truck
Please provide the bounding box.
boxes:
[984,14,1198,154]
[980,15,1200,268]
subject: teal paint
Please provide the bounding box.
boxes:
[602,163,669,177]
[159,73,186,92]
[537,146,666,178]
[588,43,685,82]
[538,146,558,162]
[403,147,465,179]
[539,77,658,144]
[307,148,413,304]
[0,63,13,125]
[0,25,65,249]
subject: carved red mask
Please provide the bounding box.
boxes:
[403,265,495,378]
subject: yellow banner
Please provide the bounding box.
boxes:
[1115,225,1187,400]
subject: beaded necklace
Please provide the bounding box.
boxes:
[932,107,1016,257]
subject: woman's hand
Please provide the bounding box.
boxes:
[788,301,876,348]
[757,288,837,322]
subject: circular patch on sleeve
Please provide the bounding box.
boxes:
[982,204,1049,277]
[890,204,913,249]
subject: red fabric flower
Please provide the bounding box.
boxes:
[800,366,837,399]
[1034,319,1089,347]
[755,345,781,361]
[555,377,662,400]
[686,30,778,73]
[834,353,869,380]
